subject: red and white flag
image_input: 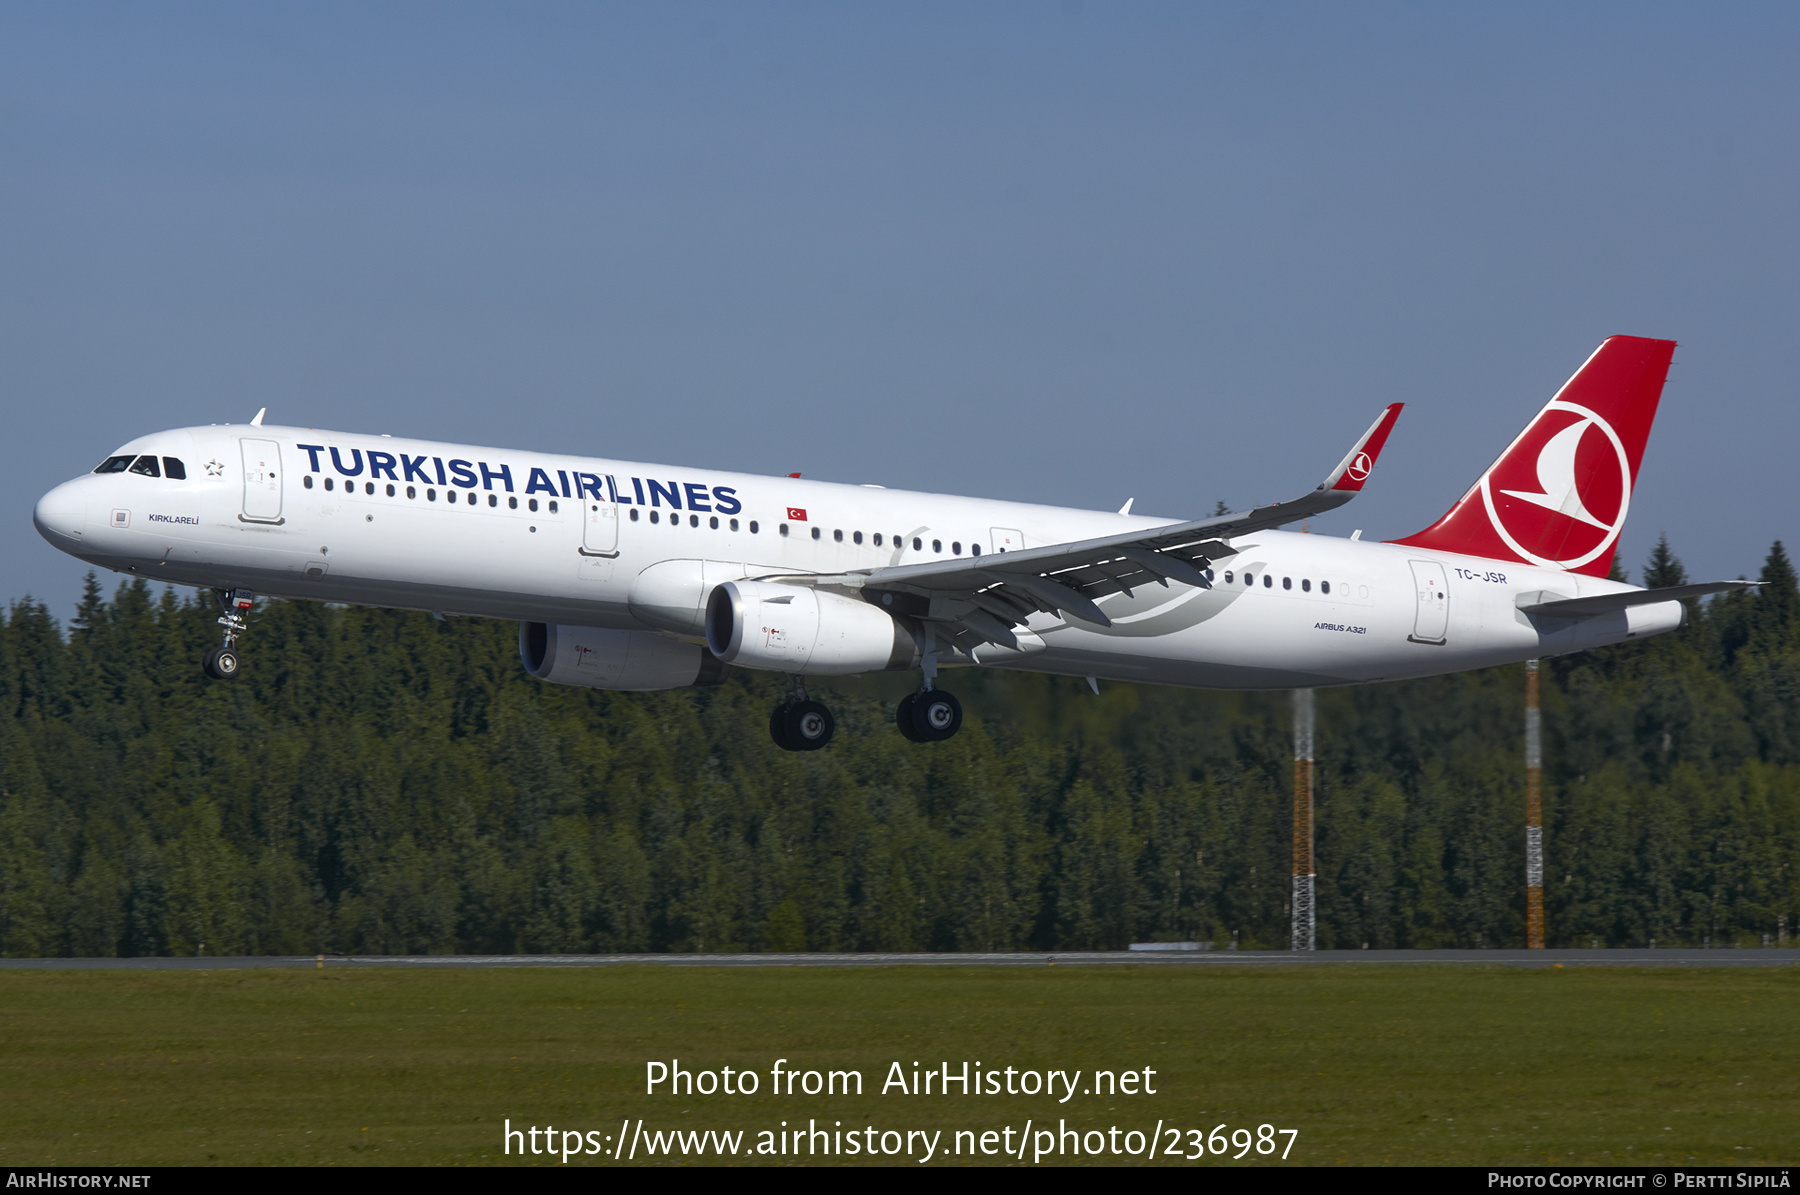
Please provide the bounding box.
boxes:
[786,507,807,521]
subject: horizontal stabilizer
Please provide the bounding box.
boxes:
[1518,580,1759,620]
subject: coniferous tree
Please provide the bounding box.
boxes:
[1642,535,1688,589]
[0,553,1797,956]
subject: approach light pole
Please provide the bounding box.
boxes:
[1292,688,1316,952]
[1525,659,1545,949]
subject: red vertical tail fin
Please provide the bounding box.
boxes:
[1390,335,1674,578]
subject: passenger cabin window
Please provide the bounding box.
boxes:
[853,531,862,544]
[324,477,335,491]
[1301,579,1311,592]
[128,455,160,478]
[812,527,822,540]
[749,520,759,533]
[94,455,134,474]
[304,475,314,489]
[1283,577,1292,590]
[1263,574,1273,588]
[873,533,883,547]
[833,529,843,542]
[548,500,558,514]
[1321,581,1331,595]
[162,457,186,480]
[913,537,922,550]
[629,507,639,521]
[932,539,942,553]
[387,484,397,497]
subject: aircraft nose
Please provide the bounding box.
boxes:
[33,479,89,549]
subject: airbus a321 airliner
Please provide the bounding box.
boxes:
[33,336,1750,750]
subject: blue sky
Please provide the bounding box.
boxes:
[5,3,1798,618]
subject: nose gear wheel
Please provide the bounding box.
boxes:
[203,647,241,680]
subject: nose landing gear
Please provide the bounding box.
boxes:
[769,678,835,751]
[204,588,254,680]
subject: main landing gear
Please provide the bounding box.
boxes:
[769,678,836,752]
[203,588,254,680]
[765,634,962,751]
[895,626,962,743]
[896,688,962,743]
[765,684,963,750]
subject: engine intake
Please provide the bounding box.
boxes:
[519,622,727,691]
[706,581,919,675]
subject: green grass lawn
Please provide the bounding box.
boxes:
[0,964,1794,1167]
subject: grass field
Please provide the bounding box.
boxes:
[0,964,1794,1167]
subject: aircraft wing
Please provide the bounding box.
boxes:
[1517,580,1759,620]
[762,403,1403,651]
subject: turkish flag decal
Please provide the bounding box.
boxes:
[786,507,807,521]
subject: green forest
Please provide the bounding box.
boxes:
[2,537,1797,957]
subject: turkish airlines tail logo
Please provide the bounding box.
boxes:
[1391,336,1675,578]
[1498,414,1615,530]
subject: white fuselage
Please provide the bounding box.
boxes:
[33,424,1681,689]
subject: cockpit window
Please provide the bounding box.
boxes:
[128,455,161,478]
[95,455,134,474]
[162,457,187,480]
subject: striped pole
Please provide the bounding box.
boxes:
[1525,659,1544,949]
[1292,688,1316,952]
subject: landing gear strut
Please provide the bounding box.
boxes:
[895,626,963,743]
[769,677,835,752]
[204,588,254,680]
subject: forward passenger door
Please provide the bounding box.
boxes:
[239,439,283,524]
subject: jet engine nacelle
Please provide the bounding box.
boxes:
[706,581,919,675]
[519,622,727,691]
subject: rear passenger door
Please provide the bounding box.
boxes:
[1407,559,1449,644]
